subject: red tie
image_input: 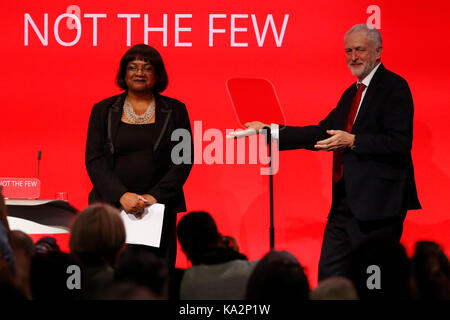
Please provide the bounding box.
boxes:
[332,83,366,184]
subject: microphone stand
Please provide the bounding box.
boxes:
[37,151,41,180]
[266,127,275,249]
[36,150,42,200]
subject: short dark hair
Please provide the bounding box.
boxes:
[30,251,82,300]
[114,248,168,298]
[177,211,221,254]
[412,241,450,299]
[116,44,168,93]
[246,250,310,301]
[348,235,411,300]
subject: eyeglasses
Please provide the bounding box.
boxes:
[127,65,154,74]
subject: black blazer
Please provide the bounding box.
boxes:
[85,92,193,213]
[278,64,421,221]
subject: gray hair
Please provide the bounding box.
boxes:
[345,24,382,47]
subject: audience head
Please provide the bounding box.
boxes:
[0,191,15,273]
[10,230,35,299]
[35,236,60,254]
[246,250,310,301]
[348,235,412,300]
[69,203,125,266]
[310,277,358,300]
[177,211,223,262]
[0,252,16,290]
[0,188,12,243]
[114,247,168,299]
[11,230,35,259]
[412,240,450,300]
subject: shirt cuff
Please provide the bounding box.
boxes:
[270,123,279,140]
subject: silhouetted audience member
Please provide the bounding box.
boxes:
[114,246,168,299]
[0,189,15,273]
[0,252,26,300]
[310,277,358,300]
[69,203,126,299]
[0,190,27,299]
[174,211,257,300]
[29,251,81,300]
[103,282,159,300]
[0,282,27,300]
[11,231,35,257]
[10,230,35,299]
[245,250,310,301]
[412,241,450,300]
[348,235,412,300]
[35,236,60,254]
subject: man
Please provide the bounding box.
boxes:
[245,24,421,281]
[171,211,257,300]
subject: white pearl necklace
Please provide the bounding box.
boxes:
[123,96,155,124]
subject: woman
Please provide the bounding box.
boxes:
[69,203,126,298]
[85,44,193,267]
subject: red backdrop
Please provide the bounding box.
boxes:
[2,0,449,286]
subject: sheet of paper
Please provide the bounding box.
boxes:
[120,203,165,248]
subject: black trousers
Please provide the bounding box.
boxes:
[317,179,406,282]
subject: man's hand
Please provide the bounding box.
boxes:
[140,194,157,206]
[244,121,268,131]
[120,192,147,214]
[315,130,355,151]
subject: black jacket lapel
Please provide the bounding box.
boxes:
[153,94,172,152]
[108,92,127,153]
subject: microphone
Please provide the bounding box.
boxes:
[37,150,42,179]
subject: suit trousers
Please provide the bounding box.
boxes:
[317,179,406,282]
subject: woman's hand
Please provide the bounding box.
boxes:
[140,194,158,206]
[119,192,147,213]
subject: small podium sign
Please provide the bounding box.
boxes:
[0,178,41,199]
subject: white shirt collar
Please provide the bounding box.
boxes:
[358,62,381,88]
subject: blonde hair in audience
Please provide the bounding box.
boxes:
[70,203,125,264]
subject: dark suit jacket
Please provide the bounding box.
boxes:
[278,64,421,221]
[85,91,193,214]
